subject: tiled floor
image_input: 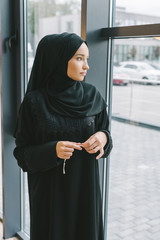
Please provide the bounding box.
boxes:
[107,121,160,240]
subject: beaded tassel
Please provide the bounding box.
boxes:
[63,159,67,174]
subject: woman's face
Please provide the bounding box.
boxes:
[67,42,89,81]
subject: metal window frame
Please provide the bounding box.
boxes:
[101,23,160,39]
[17,0,29,239]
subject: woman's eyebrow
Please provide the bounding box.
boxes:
[75,54,84,56]
[75,54,89,57]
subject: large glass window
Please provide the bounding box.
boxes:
[115,0,160,26]
[24,0,81,235]
[107,38,160,240]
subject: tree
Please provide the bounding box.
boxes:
[154,46,160,59]
[130,46,137,60]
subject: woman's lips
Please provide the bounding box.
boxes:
[80,72,87,76]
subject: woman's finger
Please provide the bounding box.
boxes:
[81,135,96,148]
[61,147,74,152]
[59,151,73,159]
[87,145,101,154]
[56,141,82,159]
[63,141,82,150]
[63,152,73,157]
[96,148,104,160]
[84,141,98,151]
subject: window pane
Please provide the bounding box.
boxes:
[24,0,81,235]
[23,174,30,234]
[115,0,160,26]
[27,0,81,77]
[113,38,160,127]
[106,38,160,240]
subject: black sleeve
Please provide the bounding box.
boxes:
[13,96,63,173]
[95,108,113,158]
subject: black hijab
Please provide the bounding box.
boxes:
[27,32,106,118]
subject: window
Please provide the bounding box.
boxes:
[104,2,160,240]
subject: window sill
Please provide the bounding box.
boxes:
[16,231,30,240]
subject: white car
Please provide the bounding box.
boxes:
[113,67,130,85]
[119,61,160,84]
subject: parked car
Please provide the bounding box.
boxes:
[113,67,130,86]
[119,61,160,84]
[149,62,160,70]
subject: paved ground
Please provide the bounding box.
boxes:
[107,120,160,240]
[0,120,160,239]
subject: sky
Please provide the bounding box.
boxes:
[116,0,160,17]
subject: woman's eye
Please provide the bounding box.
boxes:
[77,57,82,61]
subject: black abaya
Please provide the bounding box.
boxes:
[14,90,113,240]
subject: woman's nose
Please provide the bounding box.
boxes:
[83,61,89,70]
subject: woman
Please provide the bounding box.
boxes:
[14,32,113,240]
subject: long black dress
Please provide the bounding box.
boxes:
[14,89,112,240]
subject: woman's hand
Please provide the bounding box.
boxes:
[56,141,82,159]
[81,131,107,159]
